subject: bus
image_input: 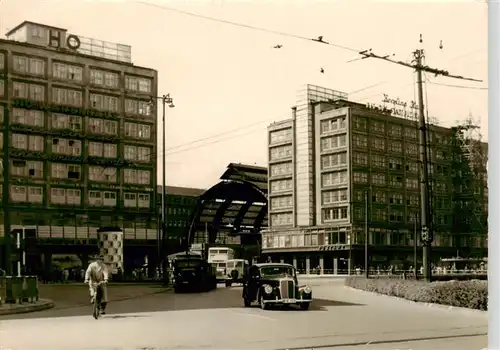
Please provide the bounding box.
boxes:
[207,247,235,282]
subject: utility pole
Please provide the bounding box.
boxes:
[149,94,174,283]
[414,48,432,282]
[160,94,174,284]
[2,105,11,275]
[364,190,369,279]
[359,36,482,283]
[414,213,418,279]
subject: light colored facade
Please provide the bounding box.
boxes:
[0,21,158,241]
[263,84,488,274]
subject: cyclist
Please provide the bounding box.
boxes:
[84,254,109,314]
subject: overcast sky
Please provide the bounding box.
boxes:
[1,0,488,190]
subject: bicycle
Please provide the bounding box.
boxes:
[91,280,107,320]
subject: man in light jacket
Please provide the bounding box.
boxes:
[84,255,109,314]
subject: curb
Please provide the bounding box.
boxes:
[0,299,55,316]
[346,286,487,315]
[43,282,167,287]
[297,275,347,279]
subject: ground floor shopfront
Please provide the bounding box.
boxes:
[262,245,488,274]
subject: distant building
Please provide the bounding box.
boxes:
[262,84,487,273]
[0,21,158,240]
[157,185,205,252]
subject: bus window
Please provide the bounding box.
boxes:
[226,262,235,269]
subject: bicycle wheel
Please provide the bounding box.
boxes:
[93,286,101,320]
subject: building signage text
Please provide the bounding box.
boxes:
[366,94,419,119]
[49,29,81,50]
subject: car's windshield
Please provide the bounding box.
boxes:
[260,266,295,277]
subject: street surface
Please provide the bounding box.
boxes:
[0,279,487,350]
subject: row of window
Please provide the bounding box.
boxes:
[353,171,419,189]
[270,212,293,226]
[7,109,153,140]
[10,55,153,93]
[269,162,293,177]
[322,189,348,205]
[353,190,419,206]
[269,127,292,145]
[352,134,419,156]
[321,152,347,170]
[269,144,292,161]
[10,134,151,161]
[353,171,450,192]
[353,172,419,188]
[320,134,347,152]
[354,153,420,173]
[343,116,450,145]
[323,207,349,221]
[10,161,151,185]
[353,206,419,224]
[320,116,347,134]
[353,116,418,140]
[264,231,486,249]
[270,179,293,193]
[9,186,153,208]
[11,82,153,115]
[270,195,293,210]
[322,170,348,187]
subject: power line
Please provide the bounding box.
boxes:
[358,48,483,83]
[136,1,360,53]
[427,80,488,90]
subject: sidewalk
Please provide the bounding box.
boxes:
[0,299,54,316]
[37,283,170,310]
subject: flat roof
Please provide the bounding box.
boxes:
[157,186,205,197]
[0,36,154,71]
[5,21,67,37]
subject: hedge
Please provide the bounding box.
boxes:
[345,276,488,311]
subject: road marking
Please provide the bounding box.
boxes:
[229,310,277,321]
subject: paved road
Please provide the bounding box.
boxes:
[0,279,487,350]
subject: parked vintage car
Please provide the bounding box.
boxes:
[242,263,312,310]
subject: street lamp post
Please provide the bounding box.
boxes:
[364,190,369,279]
[150,94,174,282]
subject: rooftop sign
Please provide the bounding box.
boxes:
[366,94,419,120]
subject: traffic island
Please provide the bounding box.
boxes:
[345,276,487,311]
[0,275,55,315]
[0,299,54,316]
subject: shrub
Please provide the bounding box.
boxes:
[345,276,488,311]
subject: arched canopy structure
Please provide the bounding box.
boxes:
[187,163,268,245]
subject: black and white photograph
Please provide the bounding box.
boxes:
[0,0,494,349]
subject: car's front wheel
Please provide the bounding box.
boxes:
[299,302,310,310]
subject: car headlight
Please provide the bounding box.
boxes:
[264,284,273,294]
[303,286,312,294]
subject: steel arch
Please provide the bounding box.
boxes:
[186,179,267,246]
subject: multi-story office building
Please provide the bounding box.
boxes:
[262,84,487,273]
[157,185,205,252]
[0,21,158,242]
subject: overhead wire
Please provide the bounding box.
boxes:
[427,80,487,90]
[135,1,361,54]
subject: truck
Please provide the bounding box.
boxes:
[170,252,217,293]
